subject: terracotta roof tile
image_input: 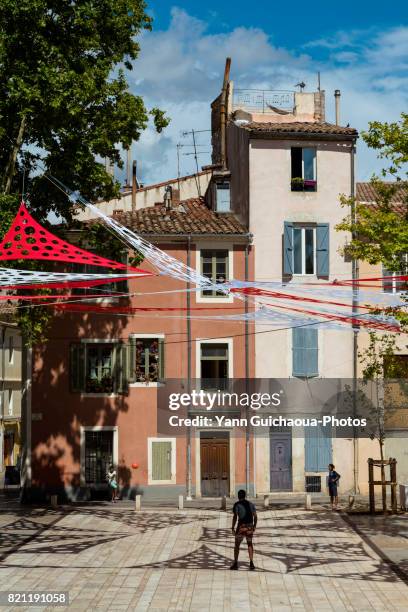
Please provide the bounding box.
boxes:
[95,198,248,236]
[356,182,408,212]
[240,121,358,137]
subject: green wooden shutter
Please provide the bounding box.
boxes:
[292,328,318,377]
[128,338,136,383]
[115,344,128,394]
[316,223,330,277]
[158,338,165,380]
[152,441,172,480]
[283,222,294,275]
[70,344,85,392]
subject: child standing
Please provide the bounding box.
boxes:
[106,464,118,503]
[328,463,340,510]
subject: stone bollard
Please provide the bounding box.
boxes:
[221,495,227,511]
[50,494,58,508]
[305,494,312,510]
[348,495,355,509]
[178,495,184,510]
[264,494,269,508]
[135,494,141,511]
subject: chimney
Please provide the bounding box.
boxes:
[334,90,341,125]
[132,160,137,212]
[164,185,172,210]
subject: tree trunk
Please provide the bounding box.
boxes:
[2,115,26,195]
[379,440,387,514]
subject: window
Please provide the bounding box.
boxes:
[8,389,13,416]
[8,335,14,364]
[291,147,317,191]
[70,342,128,394]
[200,342,229,390]
[148,438,176,484]
[305,425,332,472]
[130,337,164,383]
[383,257,408,293]
[215,182,231,212]
[201,250,229,297]
[283,222,329,277]
[84,430,113,485]
[292,328,318,377]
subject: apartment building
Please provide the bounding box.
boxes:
[0,319,22,475]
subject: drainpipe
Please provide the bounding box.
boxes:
[351,139,360,495]
[220,58,231,170]
[186,235,193,500]
[245,242,251,495]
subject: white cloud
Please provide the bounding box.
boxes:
[120,10,408,185]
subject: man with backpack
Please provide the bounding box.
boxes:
[230,489,257,570]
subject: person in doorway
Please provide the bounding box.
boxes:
[106,464,118,502]
[230,489,257,570]
[328,463,340,510]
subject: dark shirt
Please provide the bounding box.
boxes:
[328,470,340,486]
[233,500,256,526]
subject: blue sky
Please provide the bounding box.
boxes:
[121,1,408,185]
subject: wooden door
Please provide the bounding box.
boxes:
[200,436,229,497]
[270,431,292,491]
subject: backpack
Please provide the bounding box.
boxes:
[236,500,253,525]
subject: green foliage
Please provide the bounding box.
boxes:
[362,113,408,178]
[0,1,168,344]
[0,0,170,219]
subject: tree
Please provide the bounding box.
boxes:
[0,0,169,220]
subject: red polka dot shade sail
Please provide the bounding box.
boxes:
[0,202,147,273]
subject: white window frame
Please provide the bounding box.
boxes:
[148,437,176,485]
[196,338,234,383]
[80,425,119,487]
[292,226,316,276]
[128,333,165,387]
[196,242,234,304]
[8,335,14,365]
[382,256,408,293]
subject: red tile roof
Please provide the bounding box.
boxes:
[239,121,358,137]
[356,182,408,211]
[101,198,248,236]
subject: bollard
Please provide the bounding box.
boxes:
[50,494,58,508]
[135,494,141,511]
[348,495,355,509]
[178,495,184,510]
[221,495,227,511]
[264,494,269,508]
[305,494,312,510]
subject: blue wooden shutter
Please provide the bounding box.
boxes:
[316,223,330,276]
[305,425,332,471]
[292,328,318,377]
[283,222,294,275]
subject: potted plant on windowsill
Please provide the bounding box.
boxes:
[291,177,304,191]
[303,179,317,192]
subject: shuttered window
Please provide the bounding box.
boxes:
[70,343,128,394]
[201,250,229,297]
[151,440,173,482]
[305,425,332,472]
[283,222,329,277]
[292,328,318,377]
[216,182,231,212]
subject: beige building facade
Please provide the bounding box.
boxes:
[0,321,22,474]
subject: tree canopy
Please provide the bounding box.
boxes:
[0,0,169,220]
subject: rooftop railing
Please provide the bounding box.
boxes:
[232,89,294,113]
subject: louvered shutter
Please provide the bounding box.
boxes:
[305,425,332,471]
[283,222,294,275]
[115,344,129,394]
[70,344,85,392]
[316,223,330,277]
[292,328,318,377]
[158,338,165,380]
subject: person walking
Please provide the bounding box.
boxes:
[328,463,340,510]
[106,464,118,503]
[230,489,257,570]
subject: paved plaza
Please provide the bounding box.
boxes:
[0,500,408,611]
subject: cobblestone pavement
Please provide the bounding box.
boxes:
[0,503,408,611]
